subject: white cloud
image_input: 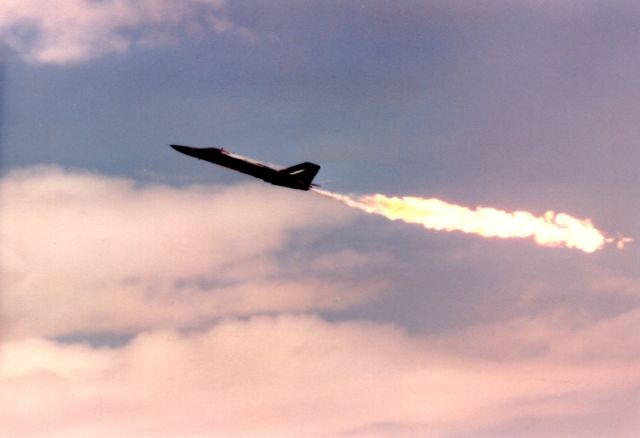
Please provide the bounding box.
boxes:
[1,314,638,437]
[1,166,381,338]
[1,166,638,437]
[0,0,253,64]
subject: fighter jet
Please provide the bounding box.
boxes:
[171,145,320,191]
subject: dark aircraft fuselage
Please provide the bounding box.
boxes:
[171,145,320,191]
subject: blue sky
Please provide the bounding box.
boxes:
[1,1,639,437]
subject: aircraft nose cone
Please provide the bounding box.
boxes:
[170,144,189,153]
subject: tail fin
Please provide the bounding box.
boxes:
[281,162,321,186]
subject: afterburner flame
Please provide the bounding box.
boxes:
[314,189,624,253]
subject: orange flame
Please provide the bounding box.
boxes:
[314,189,627,253]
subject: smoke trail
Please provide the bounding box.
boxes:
[313,189,627,253]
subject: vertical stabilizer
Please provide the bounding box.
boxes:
[280,162,321,186]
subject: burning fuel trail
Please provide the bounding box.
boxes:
[313,189,626,253]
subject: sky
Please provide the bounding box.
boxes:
[1,1,639,437]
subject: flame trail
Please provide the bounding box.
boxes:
[313,189,627,253]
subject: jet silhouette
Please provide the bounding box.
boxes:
[171,145,320,191]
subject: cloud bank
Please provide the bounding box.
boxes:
[2,314,639,438]
[1,167,639,437]
[0,0,252,64]
[1,166,376,338]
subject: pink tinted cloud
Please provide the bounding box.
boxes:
[1,166,382,338]
[0,0,252,64]
[1,314,638,437]
[1,166,638,436]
